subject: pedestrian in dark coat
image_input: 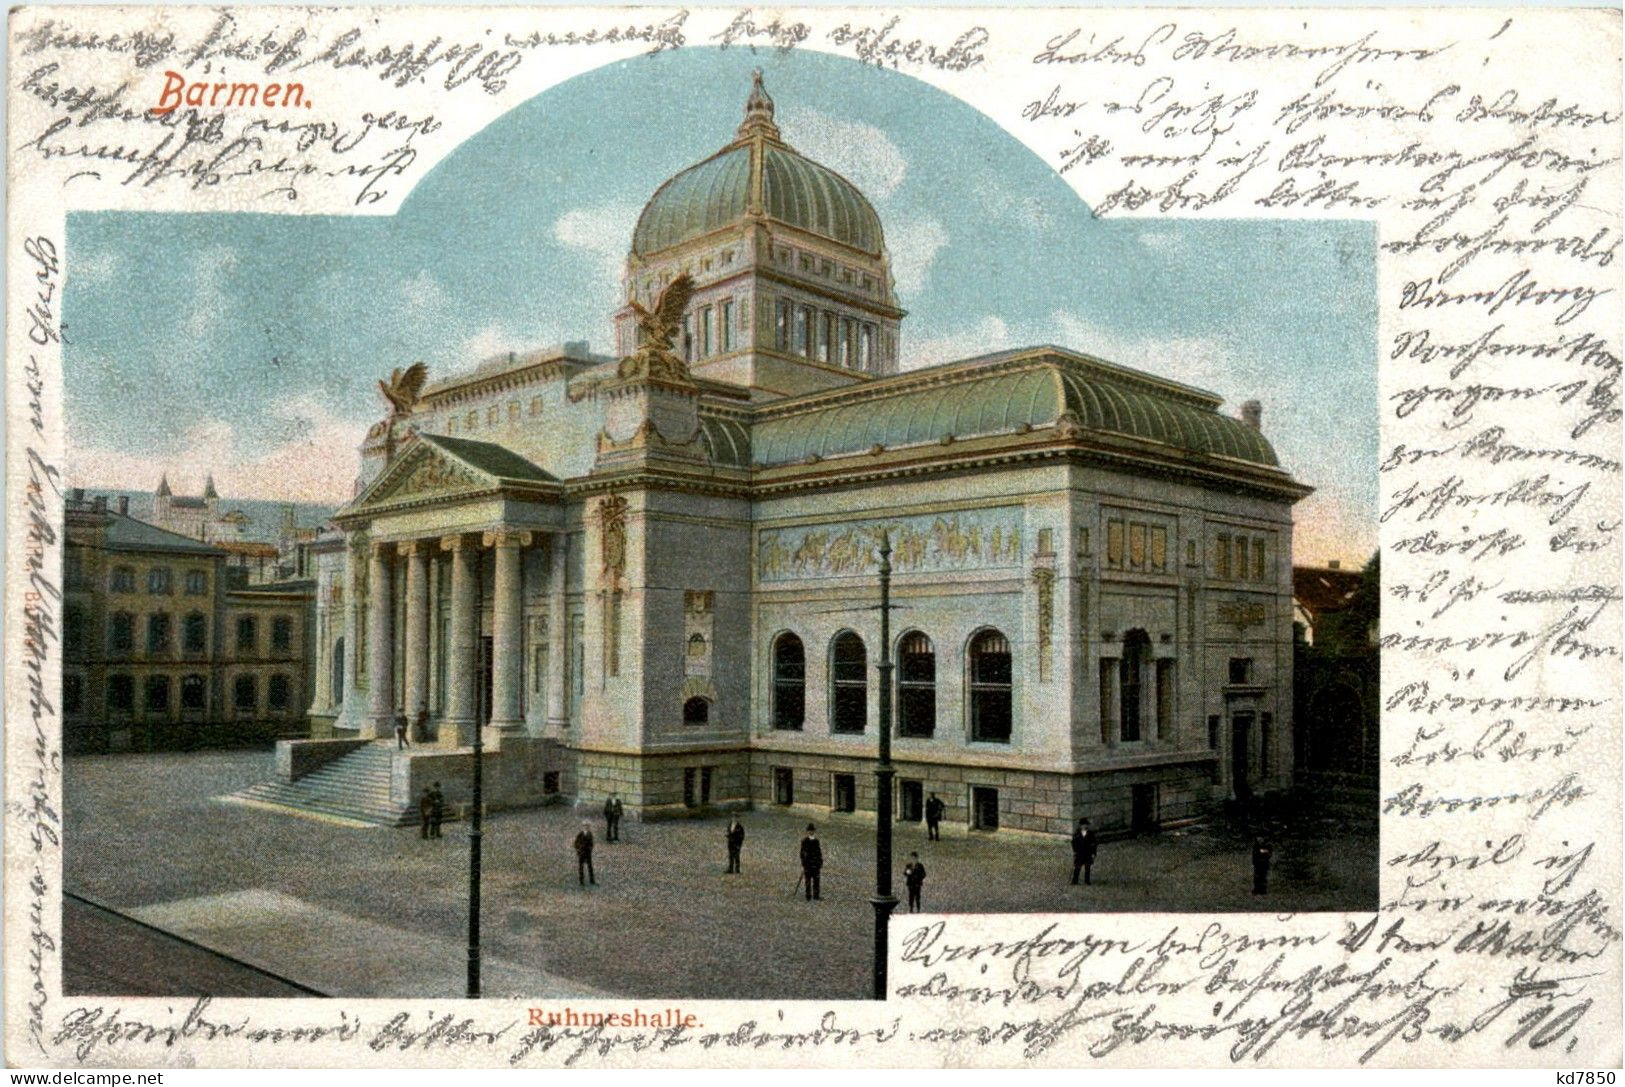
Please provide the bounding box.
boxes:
[394,708,411,750]
[925,794,945,841]
[603,796,618,842]
[1252,839,1273,894]
[725,817,745,874]
[1070,818,1098,885]
[428,781,444,839]
[418,787,433,839]
[612,796,625,838]
[574,822,596,886]
[413,704,430,744]
[799,824,824,900]
[903,852,927,913]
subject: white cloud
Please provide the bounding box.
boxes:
[181,245,239,340]
[399,269,449,312]
[884,218,948,296]
[554,203,639,287]
[1135,229,1185,255]
[68,395,368,505]
[778,108,907,198]
[905,315,1011,369]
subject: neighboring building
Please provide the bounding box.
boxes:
[1293,557,1379,793]
[62,491,314,754]
[292,74,1312,833]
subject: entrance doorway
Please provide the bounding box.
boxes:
[971,786,999,831]
[899,779,924,822]
[1231,712,1254,800]
[1131,783,1159,833]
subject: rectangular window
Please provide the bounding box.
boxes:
[832,773,856,813]
[234,674,257,711]
[721,300,734,351]
[1208,714,1221,750]
[899,779,923,822]
[700,766,714,805]
[63,674,84,714]
[1228,657,1253,685]
[1099,661,1115,744]
[773,767,794,805]
[971,786,999,831]
[1156,659,1174,737]
[682,314,694,361]
[1106,520,1124,567]
[1254,538,1268,580]
[1150,527,1168,572]
[147,568,172,594]
[272,616,293,653]
[144,675,169,713]
[1215,535,1232,579]
[776,300,791,350]
[820,312,836,364]
[1129,523,1147,569]
[683,767,698,808]
[237,616,257,653]
[542,771,560,795]
[793,307,808,355]
[530,396,543,415]
[859,324,875,370]
[108,675,134,713]
[700,305,713,356]
[181,675,207,710]
[838,317,852,367]
[185,570,208,595]
[1235,537,1249,580]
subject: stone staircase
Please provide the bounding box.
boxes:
[230,743,417,827]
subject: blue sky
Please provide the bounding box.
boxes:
[65,46,1375,564]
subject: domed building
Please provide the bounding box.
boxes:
[276,74,1312,836]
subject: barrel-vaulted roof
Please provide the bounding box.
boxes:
[750,346,1284,473]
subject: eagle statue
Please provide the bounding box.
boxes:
[376,361,428,463]
[379,361,428,418]
[620,273,696,383]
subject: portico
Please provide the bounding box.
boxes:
[333,432,569,751]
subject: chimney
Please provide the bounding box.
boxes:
[92,496,106,512]
[1328,560,1341,570]
[1240,400,1262,430]
[71,487,84,502]
[117,496,129,515]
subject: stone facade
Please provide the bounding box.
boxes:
[62,491,313,754]
[299,75,1311,835]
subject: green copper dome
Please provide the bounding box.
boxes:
[630,73,885,258]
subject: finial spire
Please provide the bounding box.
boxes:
[736,68,781,144]
[155,473,171,497]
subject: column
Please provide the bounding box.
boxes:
[485,529,531,733]
[401,541,431,727]
[365,542,395,738]
[546,533,569,728]
[442,533,479,746]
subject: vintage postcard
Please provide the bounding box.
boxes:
[4,3,1620,1070]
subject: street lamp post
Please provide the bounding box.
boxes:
[871,532,898,1000]
[467,719,483,998]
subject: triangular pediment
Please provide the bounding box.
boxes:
[339,433,557,517]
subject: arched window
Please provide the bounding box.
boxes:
[144,675,170,713]
[236,616,257,653]
[968,629,1013,743]
[272,616,293,653]
[683,697,710,726]
[181,674,207,711]
[233,674,257,712]
[147,567,172,594]
[146,613,171,654]
[830,631,867,734]
[687,633,707,658]
[110,566,135,593]
[107,675,134,712]
[1120,630,1151,742]
[268,674,291,713]
[771,633,804,731]
[331,637,345,704]
[897,631,936,738]
[183,612,207,654]
[109,612,134,654]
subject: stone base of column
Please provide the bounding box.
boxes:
[362,714,393,740]
[442,717,479,747]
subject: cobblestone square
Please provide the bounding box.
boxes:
[65,750,1376,1000]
